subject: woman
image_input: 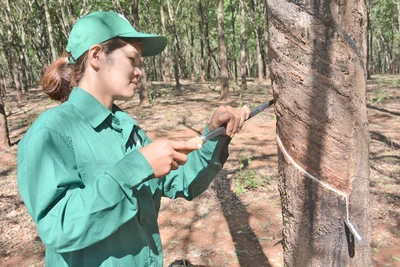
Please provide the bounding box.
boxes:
[17,11,249,267]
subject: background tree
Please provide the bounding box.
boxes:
[268,0,371,266]
[217,0,230,101]
[132,0,151,107]
[229,0,238,84]
[165,0,181,88]
[239,0,247,90]
[0,94,10,150]
[160,0,171,84]
[43,0,57,62]
[246,0,264,83]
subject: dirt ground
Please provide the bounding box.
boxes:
[0,75,399,267]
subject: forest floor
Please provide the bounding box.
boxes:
[0,75,399,267]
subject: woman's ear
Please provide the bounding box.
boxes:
[87,45,103,70]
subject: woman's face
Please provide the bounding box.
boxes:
[97,43,143,102]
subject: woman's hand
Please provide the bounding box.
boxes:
[139,140,201,178]
[209,105,251,138]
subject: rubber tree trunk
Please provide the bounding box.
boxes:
[217,0,230,102]
[0,65,7,96]
[160,0,171,83]
[4,0,24,103]
[230,0,238,84]
[132,0,150,107]
[198,0,206,82]
[366,3,372,80]
[166,0,181,88]
[267,0,371,266]
[204,3,212,80]
[0,96,10,150]
[43,0,57,61]
[240,0,247,91]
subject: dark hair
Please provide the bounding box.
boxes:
[40,38,143,102]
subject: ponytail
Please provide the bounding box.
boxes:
[40,52,87,103]
[40,56,73,102]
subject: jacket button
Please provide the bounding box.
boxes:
[140,219,145,225]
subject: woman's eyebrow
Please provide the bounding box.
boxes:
[128,48,141,58]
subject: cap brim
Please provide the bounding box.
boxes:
[119,32,167,57]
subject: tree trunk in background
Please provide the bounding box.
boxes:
[160,1,171,83]
[178,36,189,80]
[12,2,32,92]
[132,0,150,107]
[189,9,195,81]
[0,66,7,96]
[268,0,371,266]
[204,2,212,80]
[166,0,181,88]
[397,1,400,53]
[230,0,238,84]
[217,0,230,101]
[57,0,71,40]
[240,0,247,90]
[366,3,372,80]
[43,0,57,61]
[0,96,10,150]
[255,34,263,83]
[249,1,263,83]
[376,37,383,73]
[19,25,31,91]
[198,0,206,82]
[263,0,269,80]
[4,0,23,103]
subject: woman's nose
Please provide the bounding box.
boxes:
[135,67,143,79]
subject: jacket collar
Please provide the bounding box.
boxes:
[68,87,113,128]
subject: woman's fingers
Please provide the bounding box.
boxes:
[239,105,251,130]
[140,140,201,178]
[172,141,202,156]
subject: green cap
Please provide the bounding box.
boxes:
[66,11,167,63]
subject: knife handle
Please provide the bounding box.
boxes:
[176,136,203,155]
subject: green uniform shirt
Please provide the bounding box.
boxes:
[17,87,230,267]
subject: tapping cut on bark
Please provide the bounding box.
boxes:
[267,0,371,266]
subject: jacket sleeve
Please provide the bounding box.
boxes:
[17,127,154,254]
[161,126,231,200]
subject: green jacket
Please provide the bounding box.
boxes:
[17,88,230,267]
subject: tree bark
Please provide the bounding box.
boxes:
[57,0,71,40]
[189,9,196,81]
[366,3,372,79]
[248,0,264,83]
[160,0,171,83]
[43,0,57,61]
[166,0,181,88]
[217,0,230,101]
[0,65,7,97]
[4,0,23,103]
[198,0,206,82]
[0,95,10,150]
[132,0,150,107]
[19,23,31,92]
[230,0,238,84]
[240,0,247,90]
[13,1,33,92]
[204,2,212,80]
[263,0,270,80]
[268,0,371,266]
[397,1,400,49]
